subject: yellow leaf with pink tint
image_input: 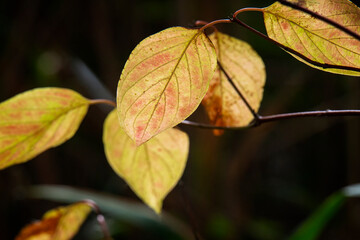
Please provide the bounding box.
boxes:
[15,202,91,240]
[103,110,189,214]
[202,31,265,135]
[117,27,217,145]
[264,0,360,76]
[0,88,89,170]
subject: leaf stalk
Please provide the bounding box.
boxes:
[89,99,116,107]
[199,19,232,31]
[81,199,113,240]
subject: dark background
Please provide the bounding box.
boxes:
[1,0,360,239]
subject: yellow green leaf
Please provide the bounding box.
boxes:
[103,110,189,214]
[202,31,266,135]
[0,88,89,170]
[263,0,360,76]
[117,27,217,146]
[15,202,91,240]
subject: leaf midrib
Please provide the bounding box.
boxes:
[140,31,202,142]
[0,103,88,157]
[265,10,360,57]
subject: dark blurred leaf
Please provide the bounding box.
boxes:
[26,184,192,240]
[289,183,360,240]
[343,183,360,197]
[288,191,344,240]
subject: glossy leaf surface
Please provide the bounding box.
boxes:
[202,31,265,135]
[264,0,360,76]
[15,202,91,240]
[0,88,89,170]
[117,27,217,145]
[103,110,189,213]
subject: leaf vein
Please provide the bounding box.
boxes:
[335,45,357,66]
[268,12,360,56]
[0,105,87,161]
[124,77,168,120]
[140,32,200,141]
[122,40,192,81]
[304,30,336,64]
[120,58,179,107]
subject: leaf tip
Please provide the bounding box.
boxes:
[149,201,162,215]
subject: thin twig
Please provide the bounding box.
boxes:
[81,199,112,240]
[230,16,360,73]
[278,0,360,42]
[258,110,360,123]
[217,61,260,122]
[199,19,232,31]
[195,20,209,27]
[182,110,360,130]
[181,120,255,129]
[233,7,264,16]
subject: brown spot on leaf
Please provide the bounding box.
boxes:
[135,126,145,140]
[53,91,71,99]
[154,181,164,189]
[281,21,290,30]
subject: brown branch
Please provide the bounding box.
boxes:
[181,120,255,129]
[181,110,360,130]
[217,61,260,121]
[199,19,232,31]
[233,7,264,16]
[230,2,360,74]
[230,16,360,73]
[258,110,360,123]
[194,20,209,27]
